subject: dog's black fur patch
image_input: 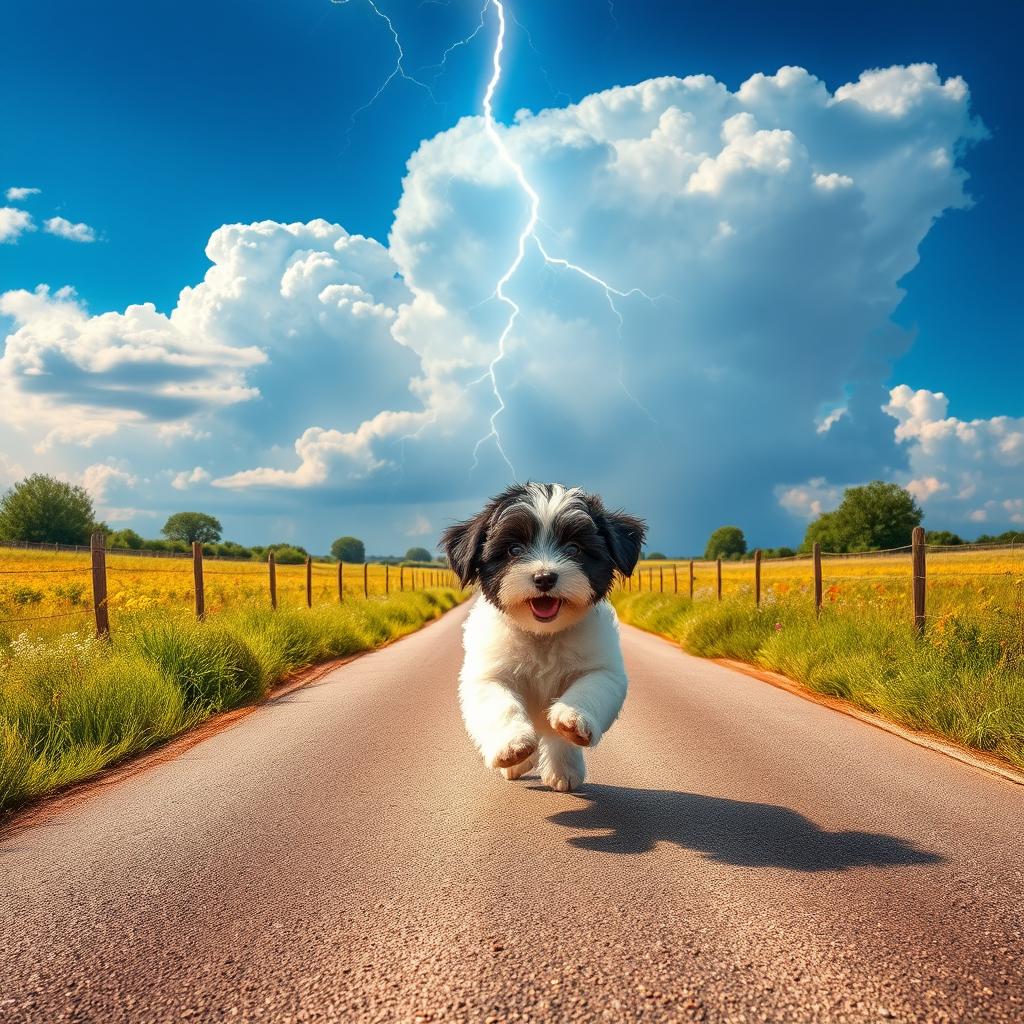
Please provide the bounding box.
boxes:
[440,483,646,607]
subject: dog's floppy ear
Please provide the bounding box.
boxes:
[590,497,646,577]
[440,506,494,587]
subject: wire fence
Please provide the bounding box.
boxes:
[618,528,1024,635]
[0,534,457,638]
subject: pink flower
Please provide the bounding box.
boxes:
[774,622,783,631]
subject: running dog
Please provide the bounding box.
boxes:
[441,482,645,792]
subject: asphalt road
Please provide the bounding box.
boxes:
[2,599,1022,1024]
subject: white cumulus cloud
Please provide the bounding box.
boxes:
[0,63,1006,550]
[81,462,138,502]
[172,466,211,490]
[0,207,34,243]
[5,186,41,202]
[43,216,97,243]
[882,385,1024,531]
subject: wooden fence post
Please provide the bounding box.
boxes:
[716,557,722,601]
[659,566,664,592]
[386,564,390,595]
[754,549,762,607]
[90,530,110,639]
[912,526,926,636]
[192,541,205,620]
[689,560,695,600]
[305,556,313,608]
[268,551,277,610]
[673,564,678,594]
[363,562,369,598]
[338,560,344,603]
[400,565,405,592]
[813,542,822,616]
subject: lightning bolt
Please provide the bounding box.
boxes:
[333,0,660,478]
[419,0,491,89]
[471,0,659,475]
[331,0,437,138]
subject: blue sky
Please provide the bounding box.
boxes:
[1,1,1021,552]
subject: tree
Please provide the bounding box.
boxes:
[108,528,144,549]
[161,512,223,545]
[646,551,667,560]
[704,526,747,560]
[331,536,365,562]
[801,481,922,553]
[0,474,97,544]
[800,511,844,554]
[405,546,432,562]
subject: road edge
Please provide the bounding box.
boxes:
[1,597,470,837]
[621,622,1024,790]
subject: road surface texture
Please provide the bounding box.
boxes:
[2,599,1022,1024]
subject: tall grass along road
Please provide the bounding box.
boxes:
[619,543,1024,770]
[2,601,1022,1023]
[1,588,466,813]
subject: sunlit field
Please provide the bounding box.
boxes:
[617,544,1024,768]
[0,547,456,629]
[0,544,466,814]
[633,545,1024,613]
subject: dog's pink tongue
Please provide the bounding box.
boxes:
[531,596,560,617]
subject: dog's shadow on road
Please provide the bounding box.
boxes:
[532,783,942,872]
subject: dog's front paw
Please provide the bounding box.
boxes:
[501,752,536,781]
[541,763,585,793]
[487,733,538,770]
[548,703,595,747]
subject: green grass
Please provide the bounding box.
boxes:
[0,588,466,813]
[612,591,1024,769]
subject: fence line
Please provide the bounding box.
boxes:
[0,533,457,637]
[620,529,1023,634]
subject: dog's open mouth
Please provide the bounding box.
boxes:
[529,595,562,622]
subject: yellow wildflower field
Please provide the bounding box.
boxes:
[630,545,1024,625]
[0,547,456,631]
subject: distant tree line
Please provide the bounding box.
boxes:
[674,482,1022,560]
[0,474,450,564]
[5,473,1017,567]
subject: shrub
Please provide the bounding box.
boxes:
[705,526,746,560]
[0,474,97,545]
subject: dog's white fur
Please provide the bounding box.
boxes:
[455,483,632,792]
[459,598,628,791]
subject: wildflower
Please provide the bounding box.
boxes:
[774,622,783,631]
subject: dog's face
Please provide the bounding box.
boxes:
[441,483,646,634]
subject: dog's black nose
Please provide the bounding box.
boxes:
[533,570,558,592]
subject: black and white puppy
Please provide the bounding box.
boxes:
[441,482,645,792]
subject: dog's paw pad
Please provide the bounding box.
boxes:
[549,704,593,747]
[492,737,537,770]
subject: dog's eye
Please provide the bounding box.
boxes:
[564,543,581,558]
[509,544,525,557]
